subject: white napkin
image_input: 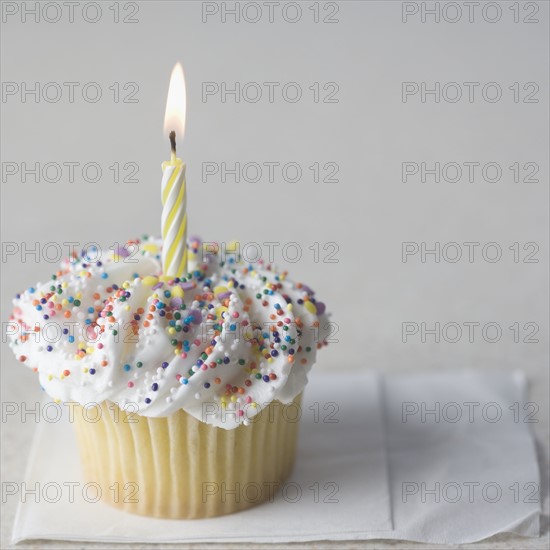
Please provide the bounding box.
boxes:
[12,370,541,544]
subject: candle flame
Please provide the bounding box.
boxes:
[163,62,186,142]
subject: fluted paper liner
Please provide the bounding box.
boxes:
[73,395,301,519]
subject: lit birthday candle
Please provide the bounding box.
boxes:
[161,62,187,277]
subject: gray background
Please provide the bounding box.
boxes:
[1,1,549,548]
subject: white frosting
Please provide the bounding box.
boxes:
[8,238,330,429]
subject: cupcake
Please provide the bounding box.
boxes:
[8,237,330,518]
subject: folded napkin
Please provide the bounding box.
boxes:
[12,369,541,544]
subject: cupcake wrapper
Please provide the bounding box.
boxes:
[73,395,301,519]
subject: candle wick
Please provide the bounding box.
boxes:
[169,131,176,154]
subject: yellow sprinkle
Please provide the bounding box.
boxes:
[142,276,159,287]
[172,286,184,298]
[267,357,273,363]
[287,304,293,311]
[76,292,82,299]
[47,374,53,381]
[159,275,172,282]
[86,347,93,354]
[112,255,121,262]
[231,395,237,403]
[62,299,69,306]
[152,293,158,299]
[62,282,68,288]
[305,301,317,314]
[214,286,228,296]
[142,243,159,254]
[124,305,130,311]
[221,402,227,409]
[54,398,61,404]
[83,368,89,373]
[228,240,239,250]
[251,402,257,409]
[168,327,176,335]
[122,281,130,289]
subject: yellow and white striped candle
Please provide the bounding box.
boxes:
[161,155,187,277]
[161,62,187,277]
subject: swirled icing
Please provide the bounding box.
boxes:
[8,237,330,429]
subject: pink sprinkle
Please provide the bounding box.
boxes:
[246,396,252,403]
[97,343,104,349]
[238,410,244,417]
[176,374,181,380]
[180,352,187,358]
[284,318,291,323]
[201,364,208,371]
[48,301,54,308]
[127,381,134,388]
[193,339,201,346]
[242,320,249,327]
[232,312,239,318]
